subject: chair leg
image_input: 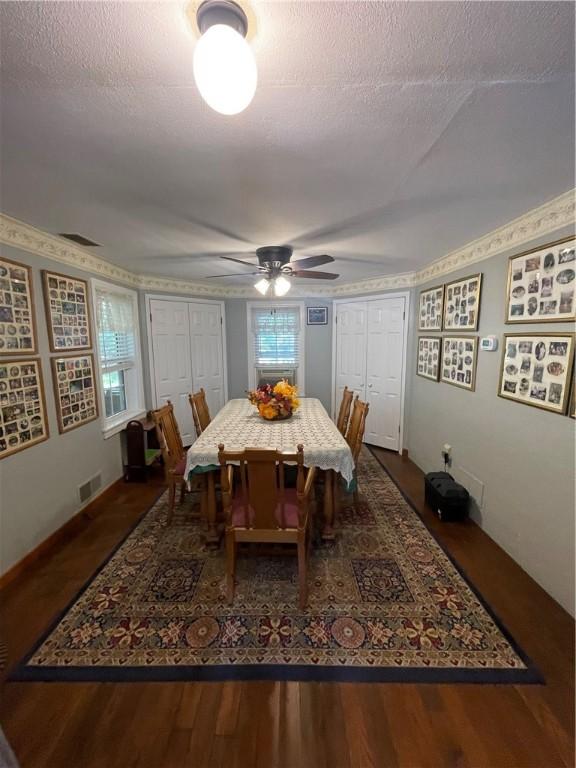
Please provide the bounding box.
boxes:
[353,486,360,514]
[226,530,236,604]
[200,476,207,523]
[297,532,307,611]
[167,480,176,525]
[179,479,186,506]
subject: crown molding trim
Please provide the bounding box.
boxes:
[1,188,573,299]
[0,214,140,288]
[413,189,575,286]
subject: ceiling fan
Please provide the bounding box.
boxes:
[204,246,340,296]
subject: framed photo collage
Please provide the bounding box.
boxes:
[417,273,481,391]
[1,257,98,460]
[417,235,576,414]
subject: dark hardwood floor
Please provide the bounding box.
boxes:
[0,451,573,768]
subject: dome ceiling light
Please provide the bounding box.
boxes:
[193,0,257,115]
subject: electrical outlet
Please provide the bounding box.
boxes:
[441,443,452,467]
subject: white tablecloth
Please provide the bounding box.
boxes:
[185,398,354,483]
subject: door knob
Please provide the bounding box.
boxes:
[368,383,373,388]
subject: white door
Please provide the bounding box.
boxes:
[364,297,406,451]
[150,299,194,445]
[189,302,225,418]
[335,302,368,413]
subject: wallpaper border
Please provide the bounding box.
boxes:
[1,189,574,297]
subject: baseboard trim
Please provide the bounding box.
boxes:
[0,476,124,592]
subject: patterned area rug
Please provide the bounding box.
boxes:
[12,449,539,683]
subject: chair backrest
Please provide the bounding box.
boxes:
[218,444,307,530]
[151,401,184,472]
[346,396,369,463]
[336,386,354,435]
[190,388,211,434]
[188,393,202,438]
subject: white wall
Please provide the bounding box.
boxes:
[406,225,575,616]
[0,244,124,576]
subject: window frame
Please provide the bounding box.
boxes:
[246,301,306,393]
[91,278,145,439]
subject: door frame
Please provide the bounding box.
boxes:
[331,290,411,454]
[145,294,229,408]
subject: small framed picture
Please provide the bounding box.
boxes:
[418,285,444,331]
[307,307,328,325]
[417,336,441,381]
[0,358,49,458]
[441,336,478,391]
[0,256,38,355]
[505,236,575,323]
[498,333,575,414]
[443,273,483,331]
[42,270,93,352]
[51,353,99,433]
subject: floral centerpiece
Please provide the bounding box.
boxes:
[247,380,300,421]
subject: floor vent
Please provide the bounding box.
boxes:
[58,233,100,247]
[78,472,102,504]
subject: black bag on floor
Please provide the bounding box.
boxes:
[424,472,469,521]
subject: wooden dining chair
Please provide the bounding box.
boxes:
[188,393,202,438]
[336,386,354,435]
[218,444,316,610]
[151,401,196,524]
[189,388,211,436]
[343,396,370,513]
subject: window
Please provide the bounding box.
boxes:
[92,280,144,436]
[248,303,305,390]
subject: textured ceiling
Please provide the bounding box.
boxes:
[0,1,574,286]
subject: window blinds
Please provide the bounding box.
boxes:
[251,306,301,366]
[95,288,136,372]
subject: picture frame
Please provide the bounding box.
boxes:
[0,256,38,356]
[51,353,99,434]
[42,270,93,352]
[0,357,49,459]
[498,332,575,414]
[416,336,441,381]
[504,236,575,324]
[418,284,444,331]
[307,306,328,325]
[441,336,478,391]
[443,273,483,331]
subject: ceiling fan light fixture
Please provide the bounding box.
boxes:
[254,277,270,295]
[274,275,291,297]
[194,1,257,115]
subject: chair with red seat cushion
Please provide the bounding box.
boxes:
[151,401,203,524]
[218,443,316,609]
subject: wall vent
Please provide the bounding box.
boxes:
[90,472,102,493]
[78,472,102,505]
[78,480,92,504]
[58,233,101,247]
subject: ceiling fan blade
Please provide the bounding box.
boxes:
[292,270,339,280]
[220,255,258,268]
[290,254,334,269]
[203,272,261,278]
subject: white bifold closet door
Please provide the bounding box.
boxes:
[335,297,406,451]
[364,298,405,451]
[150,299,225,446]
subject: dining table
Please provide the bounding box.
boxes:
[185,397,355,545]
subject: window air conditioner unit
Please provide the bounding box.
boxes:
[256,368,297,387]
